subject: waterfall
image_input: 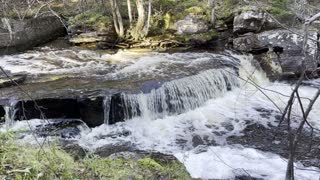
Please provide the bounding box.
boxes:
[103,96,111,124]
[4,101,18,127]
[118,67,239,120]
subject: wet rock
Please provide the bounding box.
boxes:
[192,135,205,147]
[95,142,136,157]
[235,175,264,180]
[0,74,26,88]
[60,139,87,160]
[0,15,66,54]
[5,97,106,128]
[78,97,104,127]
[103,148,178,164]
[174,15,209,35]
[233,7,278,34]
[35,119,85,138]
[15,98,81,120]
[227,123,320,168]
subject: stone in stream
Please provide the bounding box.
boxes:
[227,122,320,168]
[0,74,26,88]
[35,119,86,138]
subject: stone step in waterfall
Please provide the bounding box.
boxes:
[0,67,239,127]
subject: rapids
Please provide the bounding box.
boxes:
[1,48,320,179]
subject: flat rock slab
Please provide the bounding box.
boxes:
[0,49,240,127]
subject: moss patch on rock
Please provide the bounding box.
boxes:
[69,11,111,32]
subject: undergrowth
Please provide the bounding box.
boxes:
[0,132,191,179]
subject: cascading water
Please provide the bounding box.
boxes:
[1,49,320,179]
[103,96,111,124]
[4,101,18,127]
[120,68,239,120]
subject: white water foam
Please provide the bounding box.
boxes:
[1,52,320,179]
[77,53,320,179]
[176,146,320,180]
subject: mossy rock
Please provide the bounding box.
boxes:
[176,29,218,45]
[68,11,111,32]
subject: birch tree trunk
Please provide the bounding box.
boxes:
[109,0,124,38]
[127,0,133,26]
[132,0,146,40]
[145,0,152,34]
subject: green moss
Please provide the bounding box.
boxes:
[69,11,111,31]
[0,132,81,179]
[267,0,293,20]
[138,157,164,171]
[176,29,218,43]
[216,0,238,19]
[0,132,191,179]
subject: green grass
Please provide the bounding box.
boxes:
[0,132,191,179]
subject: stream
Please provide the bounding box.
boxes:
[0,47,320,179]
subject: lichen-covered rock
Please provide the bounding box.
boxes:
[234,29,319,77]
[174,15,209,35]
[0,15,66,54]
[257,29,319,73]
[233,32,259,52]
[233,7,278,34]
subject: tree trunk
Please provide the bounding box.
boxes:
[109,0,124,38]
[132,0,146,40]
[145,0,152,34]
[207,0,216,25]
[115,1,124,37]
[127,0,133,26]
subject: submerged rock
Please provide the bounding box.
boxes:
[227,123,320,168]
[35,119,86,138]
[0,74,26,88]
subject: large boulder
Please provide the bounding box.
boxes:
[257,30,319,72]
[174,15,209,35]
[233,7,278,34]
[0,15,66,54]
[233,29,319,78]
[233,32,259,52]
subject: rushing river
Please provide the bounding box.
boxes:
[1,48,320,179]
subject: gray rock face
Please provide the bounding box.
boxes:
[257,30,319,72]
[233,29,319,76]
[233,32,259,52]
[174,15,209,35]
[233,8,278,34]
[0,15,66,54]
